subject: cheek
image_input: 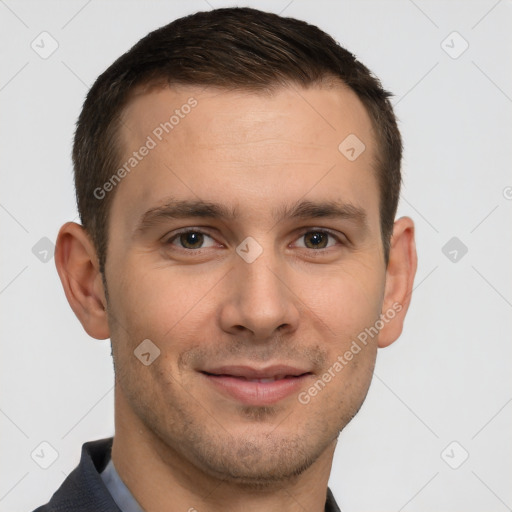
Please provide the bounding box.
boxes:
[298,264,384,340]
[298,266,382,405]
[108,257,220,347]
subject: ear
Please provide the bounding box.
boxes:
[54,222,110,340]
[378,216,418,348]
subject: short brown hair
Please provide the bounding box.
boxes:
[73,6,402,275]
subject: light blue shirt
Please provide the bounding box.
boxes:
[101,456,145,512]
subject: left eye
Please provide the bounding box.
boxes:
[294,230,339,250]
[165,229,340,251]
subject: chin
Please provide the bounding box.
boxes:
[189,430,331,489]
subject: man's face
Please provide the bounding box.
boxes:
[104,83,386,484]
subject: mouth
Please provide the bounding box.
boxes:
[199,365,314,405]
[203,374,304,383]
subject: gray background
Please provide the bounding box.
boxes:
[1,0,511,511]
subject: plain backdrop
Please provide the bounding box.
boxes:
[1,1,511,511]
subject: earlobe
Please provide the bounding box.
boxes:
[378,217,418,348]
[54,222,110,340]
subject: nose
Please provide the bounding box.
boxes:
[218,248,301,342]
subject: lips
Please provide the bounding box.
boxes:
[201,364,310,379]
[199,365,313,405]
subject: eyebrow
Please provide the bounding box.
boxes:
[134,197,368,235]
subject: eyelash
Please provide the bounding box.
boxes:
[164,228,345,253]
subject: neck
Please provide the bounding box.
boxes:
[111,386,336,512]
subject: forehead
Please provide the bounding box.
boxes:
[110,83,379,232]
[121,82,375,153]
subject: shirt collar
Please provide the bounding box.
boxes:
[100,457,145,512]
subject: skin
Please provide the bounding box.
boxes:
[55,83,417,512]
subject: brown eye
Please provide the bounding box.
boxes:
[166,230,216,250]
[178,231,204,249]
[296,230,339,250]
[303,231,329,249]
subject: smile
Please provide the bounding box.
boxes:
[199,365,314,405]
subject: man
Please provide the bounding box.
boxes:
[35,6,417,512]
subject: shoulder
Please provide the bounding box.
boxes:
[30,437,120,512]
